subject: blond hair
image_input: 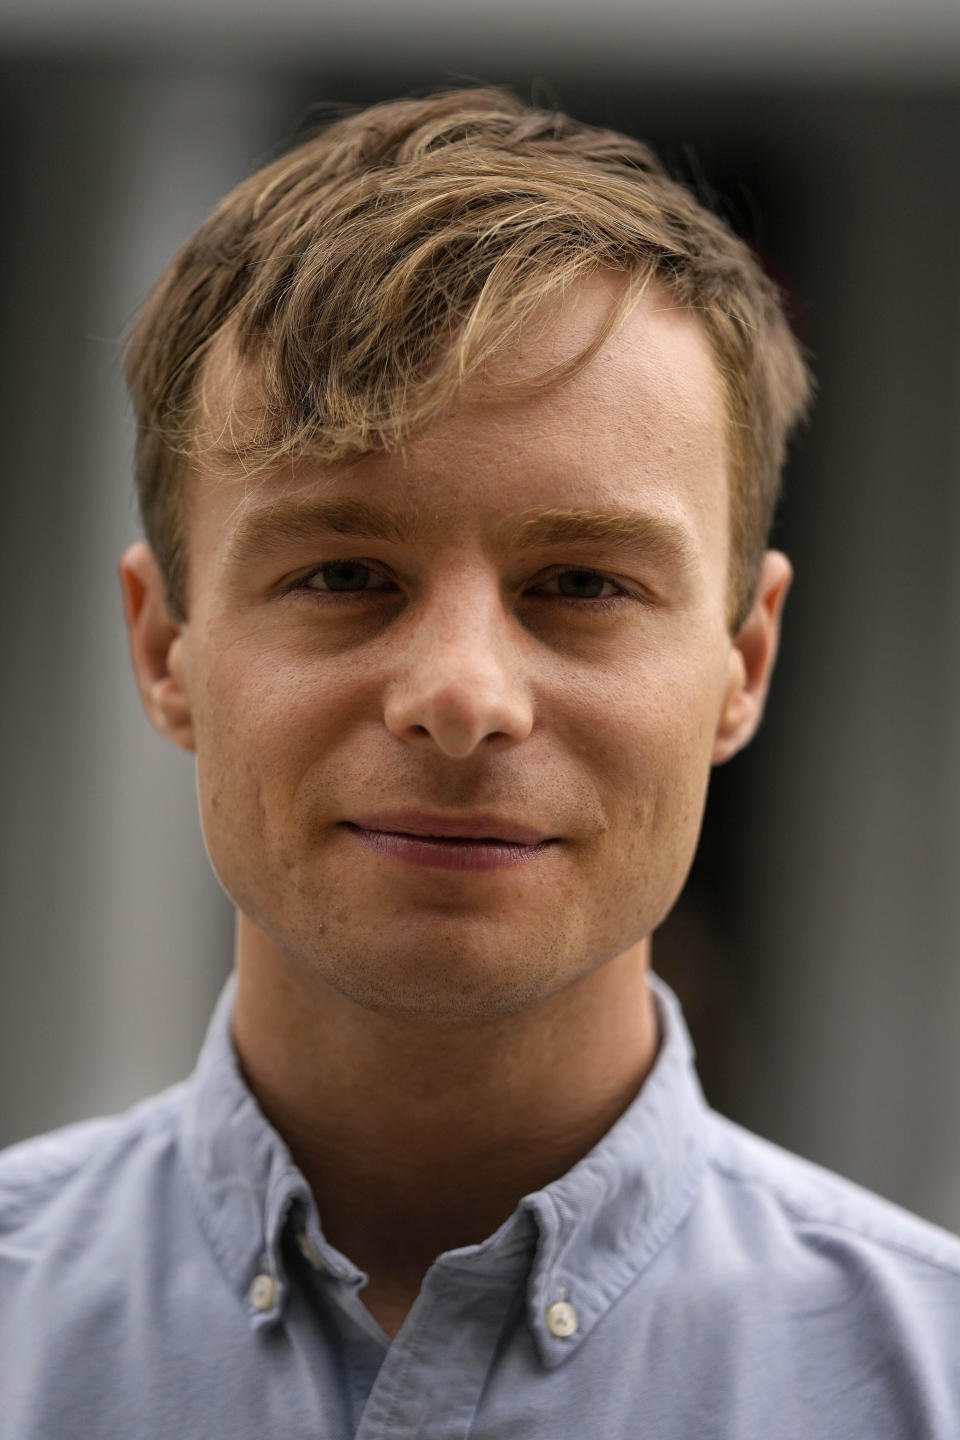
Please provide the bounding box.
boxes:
[126,87,812,630]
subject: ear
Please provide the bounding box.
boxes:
[712,550,792,766]
[118,541,195,752]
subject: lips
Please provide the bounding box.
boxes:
[343,812,554,845]
[341,812,558,871]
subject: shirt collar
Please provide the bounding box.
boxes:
[179,970,709,1355]
[520,972,709,1366]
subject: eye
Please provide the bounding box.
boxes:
[301,561,395,594]
[535,568,625,600]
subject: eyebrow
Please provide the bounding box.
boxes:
[225,497,418,570]
[498,507,697,570]
[224,496,695,572]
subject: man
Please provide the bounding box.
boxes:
[1,87,958,1439]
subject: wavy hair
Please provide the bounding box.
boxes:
[126,87,812,630]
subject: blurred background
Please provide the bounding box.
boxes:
[2,0,959,1230]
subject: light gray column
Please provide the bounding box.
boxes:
[750,98,960,1232]
[0,63,290,1142]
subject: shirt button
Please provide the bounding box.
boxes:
[249,1273,277,1311]
[545,1299,579,1338]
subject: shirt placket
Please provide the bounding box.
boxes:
[353,1260,525,1440]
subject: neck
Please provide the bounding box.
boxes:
[231,917,658,1331]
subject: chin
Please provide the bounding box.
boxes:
[293,919,590,1026]
[319,964,570,1027]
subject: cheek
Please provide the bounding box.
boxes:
[574,650,728,941]
[195,638,358,763]
[191,634,393,892]
[189,648,334,863]
[563,640,728,818]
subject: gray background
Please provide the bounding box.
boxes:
[2,0,959,1231]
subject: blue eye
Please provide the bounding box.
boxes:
[556,569,609,599]
[305,562,389,593]
[540,569,621,600]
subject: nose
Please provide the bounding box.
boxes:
[383,585,534,759]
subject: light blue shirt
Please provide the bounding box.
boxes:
[2,972,960,1439]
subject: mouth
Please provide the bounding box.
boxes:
[341,812,559,872]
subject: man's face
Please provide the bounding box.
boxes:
[126,275,785,1024]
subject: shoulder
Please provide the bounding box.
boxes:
[0,1085,187,1258]
[703,1108,960,1280]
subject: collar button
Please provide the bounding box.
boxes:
[249,1273,277,1311]
[545,1299,578,1338]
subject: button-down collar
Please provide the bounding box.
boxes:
[179,970,709,1357]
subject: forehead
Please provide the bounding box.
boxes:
[188,274,728,564]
